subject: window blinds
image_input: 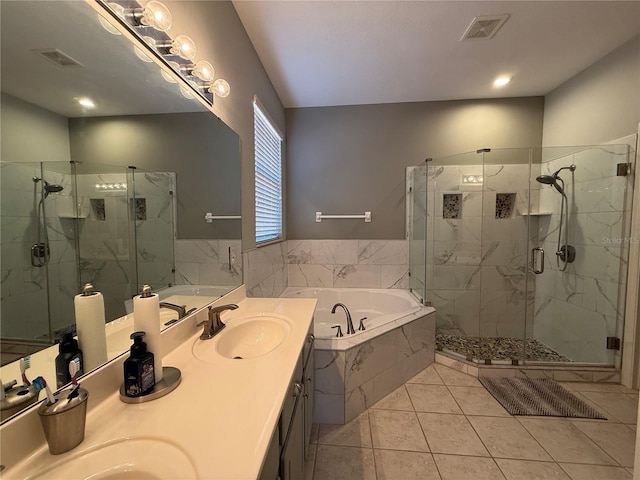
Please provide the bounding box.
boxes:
[254,100,283,244]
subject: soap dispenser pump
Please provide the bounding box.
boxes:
[123,331,155,397]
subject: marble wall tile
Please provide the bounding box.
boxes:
[315,350,346,395]
[288,264,333,287]
[334,264,381,288]
[312,240,358,265]
[287,240,312,264]
[357,240,407,265]
[380,265,409,289]
[244,241,287,297]
[314,393,345,424]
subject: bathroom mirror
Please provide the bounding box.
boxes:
[0,0,241,422]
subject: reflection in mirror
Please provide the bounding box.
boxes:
[0,0,242,422]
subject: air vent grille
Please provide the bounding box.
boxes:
[32,49,84,67]
[461,14,510,40]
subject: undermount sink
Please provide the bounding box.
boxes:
[193,314,291,362]
[26,438,197,479]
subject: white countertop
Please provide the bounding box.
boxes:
[3,294,316,479]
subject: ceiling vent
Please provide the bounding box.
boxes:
[460,14,510,41]
[32,49,84,68]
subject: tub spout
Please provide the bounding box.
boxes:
[331,303,355,335]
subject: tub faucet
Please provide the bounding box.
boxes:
[331,303,355,335]
[198,304,238,340]
[160,302,188,319]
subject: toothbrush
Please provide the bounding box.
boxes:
[66,361,81,402]
[32,377,56,405]
[20,356,31,386]
[69,359,80,386]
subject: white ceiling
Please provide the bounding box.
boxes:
[233,1,640,109]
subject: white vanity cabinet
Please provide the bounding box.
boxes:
[272,327,314,480]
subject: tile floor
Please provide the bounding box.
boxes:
[305,362,639,480]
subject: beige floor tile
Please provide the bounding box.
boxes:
[495,459,571,480]
[433,454,506,480]
[518,418,617,465]
[371,385,414,411]
[434,364,481,386]
[571,420,636,467]
[580,391,639,424]
[374,449,441,480]
[569,392,614,421]
[313,445,376,480]
[417,412,489,456]
[560,463,633,480]
[406,384,462,414]
[447,386,510,416]
[467,416,552,461]
[369,409,429,452]
[317,412,372,447]
[407,364,444,385]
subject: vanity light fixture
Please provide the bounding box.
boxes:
[462,175,483,184]
[98,12,121,35]
[493,76,512,87]
[98,0,231,104]
[134,45,153,63]
[95,183,127,191]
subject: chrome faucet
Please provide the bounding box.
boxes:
[331,303,355,335]
[198,304,238,340]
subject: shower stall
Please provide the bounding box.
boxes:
[408,144,634,368]
[0,161,175,358]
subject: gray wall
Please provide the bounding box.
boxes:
[68,112,241,239]
[543,35,640,146]
[1,93,70,163]
[285,97,545,239]
[166,1,286,250]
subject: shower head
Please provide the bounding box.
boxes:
[33,177,64,197]
[44,182,64,194]
[536,174,565,194]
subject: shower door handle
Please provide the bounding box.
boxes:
[531,247,544,274]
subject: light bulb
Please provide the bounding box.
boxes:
[170,35,197,60]
[138,1,172,32]
[161,62,180,83]
[134,45,153,63]
[190,61,215,82]
[180,86,194,99]
[98,11,121,35]
[210,79,230,97]
[78,97,95,108]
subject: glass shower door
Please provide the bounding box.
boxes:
[407,164,427,303]
[526,144,633,367]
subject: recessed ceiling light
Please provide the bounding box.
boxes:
[494,76,512,87]
[77,98,95,108]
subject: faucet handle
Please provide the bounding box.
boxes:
[358,317,367,331]
[331,324,344,337]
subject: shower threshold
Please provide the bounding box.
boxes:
[436,333,572,364]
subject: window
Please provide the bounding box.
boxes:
[254,98,283,244]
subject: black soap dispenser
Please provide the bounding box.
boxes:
[55,332,84,388]
[123,331,155,397]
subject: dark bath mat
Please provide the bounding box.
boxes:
[479,377,606,419]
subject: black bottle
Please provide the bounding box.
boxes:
[55,332,84,388]
[124,331,155,397]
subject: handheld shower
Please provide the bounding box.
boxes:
[31,177,64,267]
[535,164,576,271]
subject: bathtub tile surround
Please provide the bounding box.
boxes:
[288,239,409,289]
[244,241,288,297]
[306,363,638,480]
[174,239,242,286]
[322,317,433,423]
